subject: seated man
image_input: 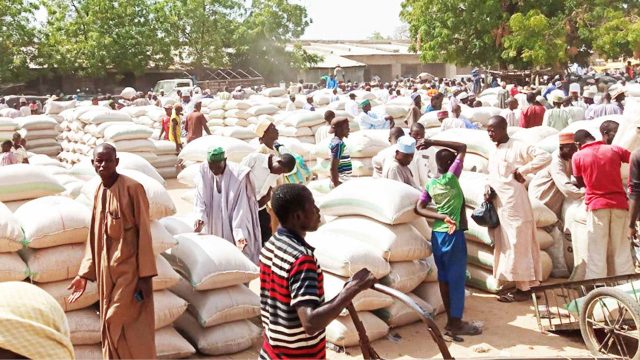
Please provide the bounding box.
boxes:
[357,100,394,129]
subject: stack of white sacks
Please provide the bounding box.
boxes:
[162,232,262,356]
[17,115,62,156]
[0,116,19,142]
[306,177,445,347]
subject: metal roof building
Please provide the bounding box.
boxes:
[296,40,470,83]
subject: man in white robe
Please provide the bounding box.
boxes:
[194,147,262,263]
[486,116,551,302]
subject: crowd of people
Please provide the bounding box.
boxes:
[2,63,640,358]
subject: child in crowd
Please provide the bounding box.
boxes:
[328,117,351,188]
[1,140,18,166]
[415,138,481,339]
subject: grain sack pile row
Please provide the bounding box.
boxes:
[0,163,266,358]
[305,178,445,346]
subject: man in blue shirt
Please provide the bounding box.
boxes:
[356,100,394,129]
[326,75,338,90]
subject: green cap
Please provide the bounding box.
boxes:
[207,147,225,162]
[360,99,370,108]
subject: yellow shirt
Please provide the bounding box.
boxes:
[169,112,182,145]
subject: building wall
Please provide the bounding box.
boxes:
[298,67,365,83]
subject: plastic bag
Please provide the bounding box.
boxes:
[471,201,500,228]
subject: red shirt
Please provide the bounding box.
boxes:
[519,104,545,128]
[509,87,519,97]
[572,141,630,211]
[161,116,170,140]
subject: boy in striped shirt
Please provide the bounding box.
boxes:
[259,184,375,359]
[329,117,352,188]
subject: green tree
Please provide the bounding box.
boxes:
[37,0,174,77]
[230,0,314,81]
[0,0,38,83]
[400,0,640,69]
[368,31,386,40]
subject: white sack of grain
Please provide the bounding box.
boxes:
[150,221,179,255]
[282,111,326,128]
[81,169,176,221]
[0,202,24,252]
[319,216,430,262]
[66,309,101,345]
[153,255,181,291]
[374,294,435,328]
[324,273,393,314]
[40,279,98,312]
[21,243,85,283]
[171,279,259,327]
[306,232,391,279]
[0,252,28,281]
[165,233,259,290]
[15,196,90,248]
[45,100,77,115]
[326,312,389,347]
[158,215,195,236]
[155,326,197,359]
[0,164,65,202]
[175,314,261,356]
[380,260,430,293]
[412,282,445,315]
[103,123,154,142]
[178,135,255,163]
[319,178,421,225]
[79,109,132,124]
[154,289,188,329]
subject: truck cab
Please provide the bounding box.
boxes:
[153,79,194,96]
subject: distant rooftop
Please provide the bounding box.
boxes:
[295,40,415,68]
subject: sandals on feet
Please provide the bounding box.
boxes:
[446,321,483,336]
[497,290,530,303]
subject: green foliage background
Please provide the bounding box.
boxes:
[1,0,320,83]
[400,0,640,69]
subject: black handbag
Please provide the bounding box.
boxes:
[471,201,500,228]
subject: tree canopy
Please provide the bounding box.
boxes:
[400,0,640,70]
[0,0,317,83]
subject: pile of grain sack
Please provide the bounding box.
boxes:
[0,163,264,358]
[306,178,444,347]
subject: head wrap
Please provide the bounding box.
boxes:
[552,94,565,104]
[559,132,574,145]
[255,118,274,138]
[0,282,74,359]
[610,88,625,100]
[456,91,469,100]
[583,89,596,98]
[359,99,371,108]
[569,83,580,93]
[410,93,421,101]
[207,147,225,162]
[396,135,416,154]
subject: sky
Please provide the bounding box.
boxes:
[297,0,405,40]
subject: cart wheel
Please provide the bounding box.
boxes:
[579,287,640,359]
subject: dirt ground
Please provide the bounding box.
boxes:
[166,179,592,359]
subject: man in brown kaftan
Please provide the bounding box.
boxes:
[68,143,157,359]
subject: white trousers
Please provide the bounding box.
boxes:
[585,208,635,279]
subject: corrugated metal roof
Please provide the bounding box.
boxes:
[298,40,415,68]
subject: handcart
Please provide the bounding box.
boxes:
[531,274,640,359]
[347,283,453,359]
